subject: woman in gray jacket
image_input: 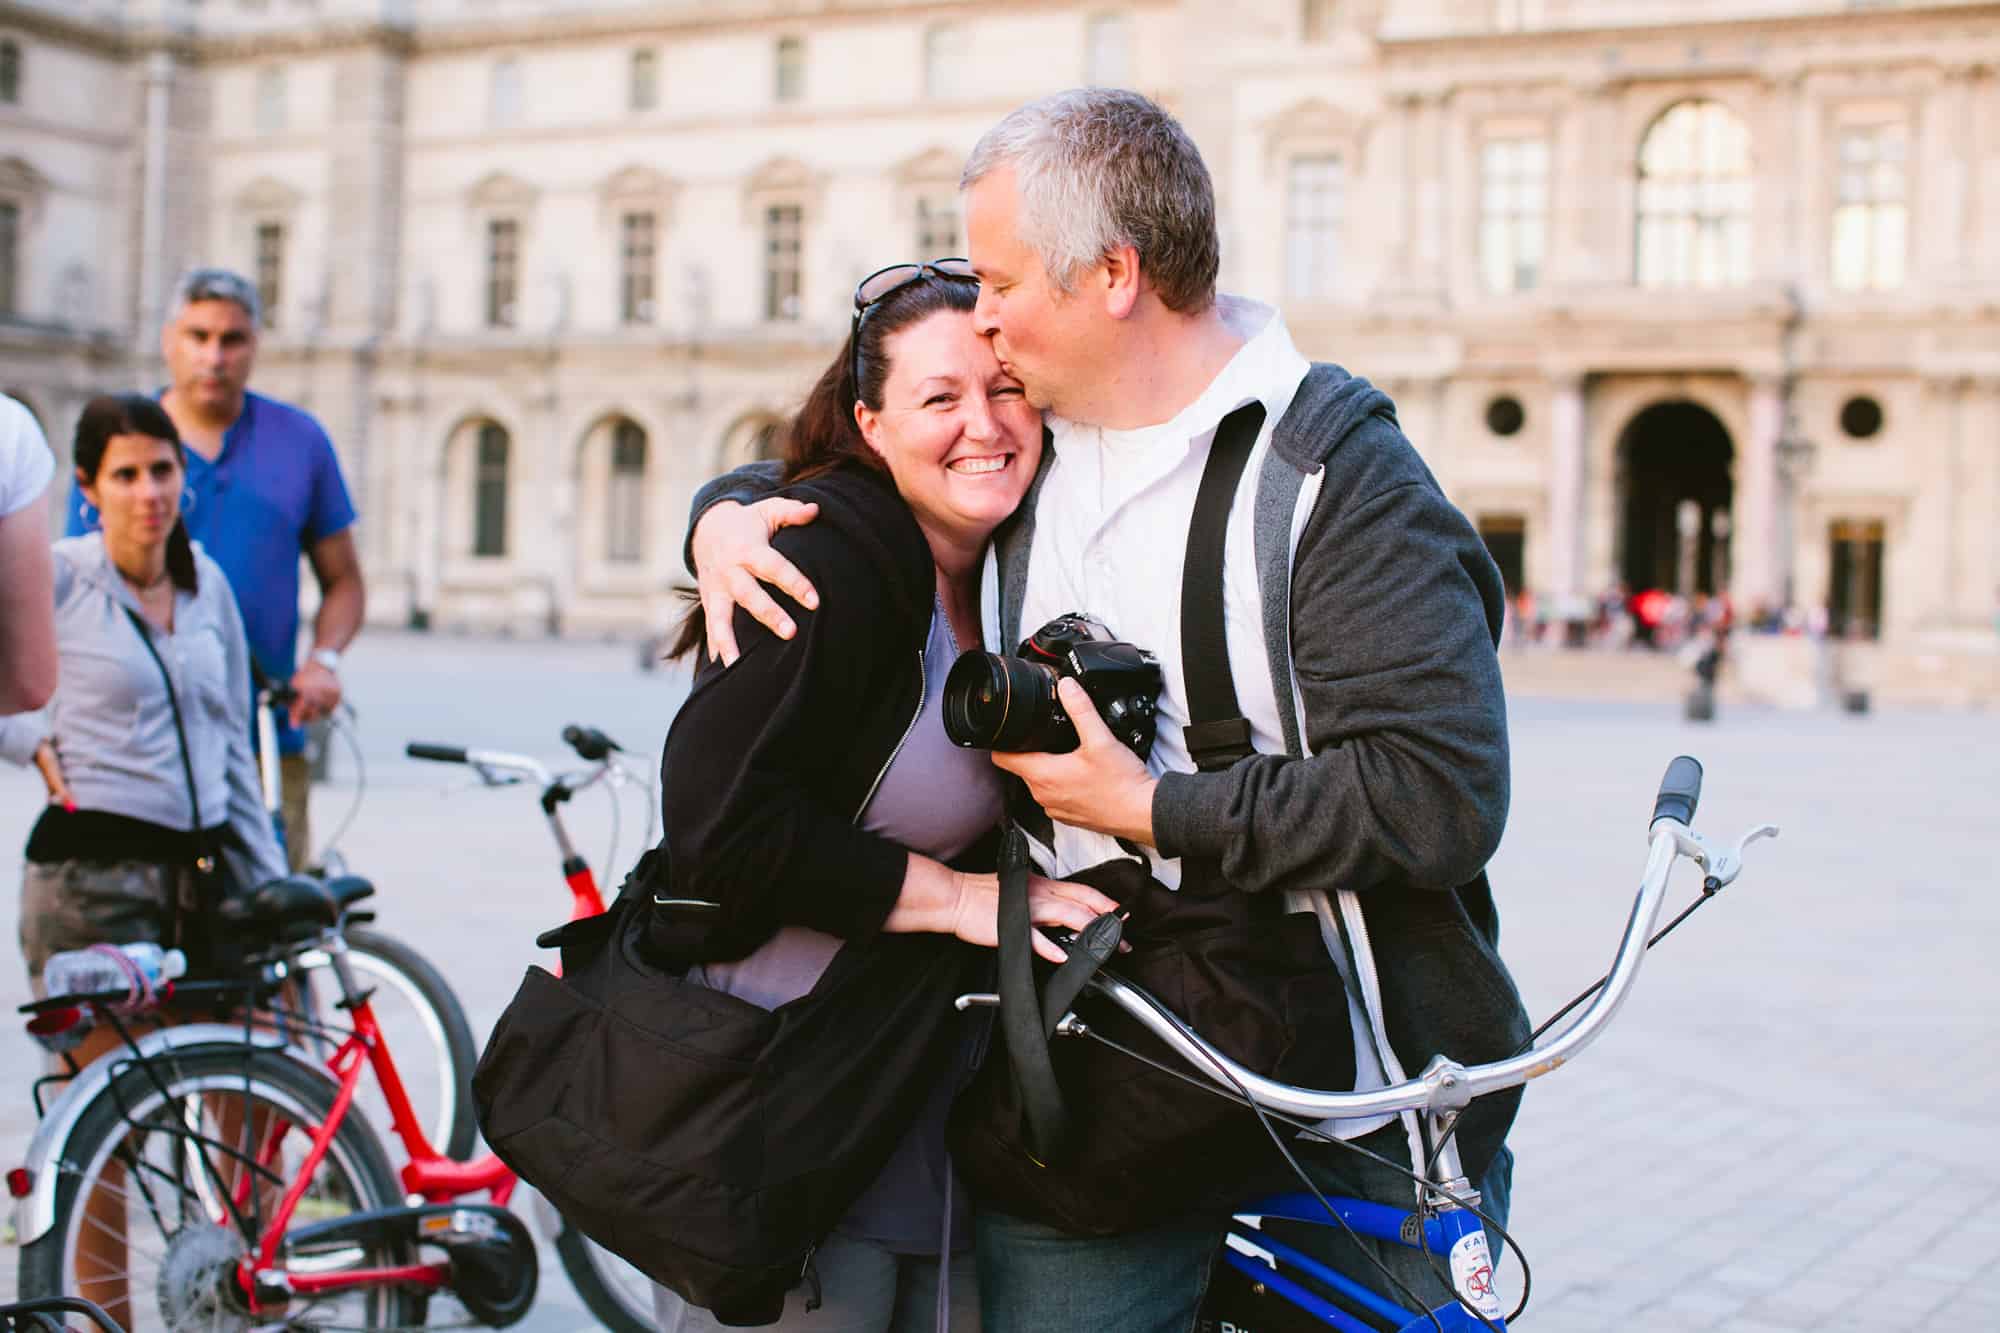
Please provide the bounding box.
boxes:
[2,393,286,1019]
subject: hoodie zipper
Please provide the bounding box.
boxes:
[853,646,926,822]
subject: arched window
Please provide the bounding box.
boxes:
[1285,155,1344,301]
[1635,100,1752,289]
[0,40,22,105]
[473,423,510,557]
[607,420,647,563]
[489,58,522,128]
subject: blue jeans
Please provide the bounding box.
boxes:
[973,1128,1514,1333]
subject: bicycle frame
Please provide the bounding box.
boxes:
[232,932,519,1312]
[1221,1196,1501,1331]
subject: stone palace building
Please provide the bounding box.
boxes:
[2,0,1996,692]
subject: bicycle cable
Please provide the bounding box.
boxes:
[1106,979,1518,1332]
[316,700,367,867]
[1415,873,1733,1233]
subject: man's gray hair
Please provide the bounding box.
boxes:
[170,267,262,328]
[961,89,1219,315]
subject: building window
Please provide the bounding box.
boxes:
[254,67,286,134]
[924,25,968,101]
[774,36,804,104]
[1301,1,1338,41]
[473,423,510,557]
[1285,155,1344,302]
[255,222,284,330]
[764,203,803,321]
[489,57,522,128]
[1085,14,1132,87]
[915,195,958,257]
[1636,100,1752,289]
[0,40,20,105]
[1485,395,1526,437]
[1479,138,1547,293]
[486,218,519,328]
[0,201,18,317]
[629,48,659,112]
[1831,123,1907,292]
[1827,518,1884,640]
[1839,394,1884,440]
[620,211,656,325]
[607,420,647,564]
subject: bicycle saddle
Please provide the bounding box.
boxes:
[218,874,376,939]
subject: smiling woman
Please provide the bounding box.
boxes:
[625,270,1118,1331]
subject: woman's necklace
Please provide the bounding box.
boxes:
[121,566,172,592]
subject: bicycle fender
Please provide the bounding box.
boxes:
[14,1025,290,1246]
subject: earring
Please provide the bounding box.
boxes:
[78,499,98,528]
[180,486,197,516]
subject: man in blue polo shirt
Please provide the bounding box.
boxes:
[68,268,366,870]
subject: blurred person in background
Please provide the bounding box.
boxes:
[5,393,286,1004]
[0,393,58,714]
[65,268,365,870]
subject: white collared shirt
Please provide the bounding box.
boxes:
[1015,296,1309,888]
[995,298,1394,1133]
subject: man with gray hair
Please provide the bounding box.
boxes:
[66,268,365,870]
[689,88,1525,1330]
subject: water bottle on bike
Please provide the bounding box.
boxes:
[41,943,187,997]
[32,944,187,1053]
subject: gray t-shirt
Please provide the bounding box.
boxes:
[692,598,1002,1253]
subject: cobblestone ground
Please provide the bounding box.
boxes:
[3,631,1994,1330]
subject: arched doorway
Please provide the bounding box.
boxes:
[1617,401,1733,596]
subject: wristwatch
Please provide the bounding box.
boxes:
[309,647,342,674]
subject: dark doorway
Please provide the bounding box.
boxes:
[1617,401,1734,596]
[1477,514,1526,598]
[1827,518,1885,640]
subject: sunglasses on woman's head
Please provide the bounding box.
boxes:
[850,258,979,396]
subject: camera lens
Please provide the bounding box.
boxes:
[942,651,1066,752]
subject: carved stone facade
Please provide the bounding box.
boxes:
[1,0,1996,653]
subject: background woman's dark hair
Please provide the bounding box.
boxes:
[672,273,980,660]
[74,393,198,593]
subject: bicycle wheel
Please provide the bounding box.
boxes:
[18,1042,423,1331]
[295,925,480,1160]
[554,1222,654,1333]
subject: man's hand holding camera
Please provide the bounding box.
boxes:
[993,676,1157,846]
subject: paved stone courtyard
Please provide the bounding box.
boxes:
[3,630,1994,1330]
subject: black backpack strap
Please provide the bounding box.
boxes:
[1180,403,1267,774]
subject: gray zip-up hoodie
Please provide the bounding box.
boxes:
[0,534,287,889]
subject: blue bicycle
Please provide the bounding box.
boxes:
[1032,757,1770,1332]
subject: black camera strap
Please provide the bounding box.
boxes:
[1181,403,1267,775]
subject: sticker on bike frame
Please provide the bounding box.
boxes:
[1449,1229,1503,1319]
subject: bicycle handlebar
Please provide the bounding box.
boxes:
[963,755,1773,1126]
[405,743,469,764]
[1650,754,1703,829]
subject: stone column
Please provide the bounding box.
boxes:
[1737,375,1783,615]
[1546,373,1587,609]
[137,50,175,355]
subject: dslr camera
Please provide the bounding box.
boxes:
[942,613,1162,760]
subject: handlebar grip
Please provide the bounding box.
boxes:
[1651,755,1703,828]
[562,725,621,761]
[405,743,469,764]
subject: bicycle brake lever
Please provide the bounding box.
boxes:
[1705,824,1779,890]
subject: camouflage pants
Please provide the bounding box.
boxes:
[19,859,192,983]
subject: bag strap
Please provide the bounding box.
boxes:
[1179,403,1267,774]
[122,607,215,878]
[995,828,1071,1161]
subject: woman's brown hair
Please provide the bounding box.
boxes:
[671,272,979,661]
[73,393,198,594]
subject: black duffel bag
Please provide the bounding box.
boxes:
[472,876,987,1326]
[946,843,1358,1237]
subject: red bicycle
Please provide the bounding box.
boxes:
[10,726,656,1330]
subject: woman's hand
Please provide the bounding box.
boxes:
[886,855,1121,964]
[690,498,824,666]
[32,739,74,810]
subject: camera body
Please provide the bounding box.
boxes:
[942,613,1162,760]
